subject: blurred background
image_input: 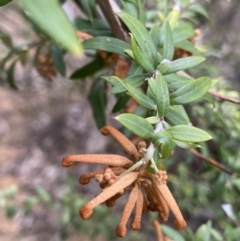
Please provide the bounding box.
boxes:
[0,1,240,241]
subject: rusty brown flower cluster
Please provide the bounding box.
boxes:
[62,125,186,237]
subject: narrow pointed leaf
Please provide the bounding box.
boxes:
[82,37,130,57]
[172,23,196,44]
[115,113,154,138]
[170,77,211,104]
[174,140,201,149]
[189,4,209,19]
[164,73,191,90]
[155,72,170,117]
[70,56,104,79]
[89,79,106,128]
[19,0,81,54]
[145,116,160,124]
[161,225,185,241]
[130,34,154,73]
[163,21,174,60]
[150,24,160,47]
[116,12,158,67]
[112,94,130,113]
[127,61,143,76]
[102,74,146,94]
[125,84,156,110]
[125,74,146,87]
[166,8,180,29]
[167,125,211,142]
[172,105,190,123]
[102,76,126,94]
[165,57,205,74]
[50,43,66,76]
[120,0,138,18]
[0,0,12,6]
[175,41,202,56]
[165,107,188,126]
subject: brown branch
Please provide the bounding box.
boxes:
[208,89,240,104]
[190,149,232,175]
[96,0,127,41]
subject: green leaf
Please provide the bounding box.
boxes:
[175,41,202,56]
[50,43,66,76]
[125,84,156,110]
[157,59,171,74]
[0,0,12,6]
[120,0,138,19]
[0,31,12,47]
[195,221,212,241]
[7,60,18,89]
[164,73,191,89]
[167,125,211,142]
[79,0,96,21]
[210,229,223,241]
[130,33,154,73]
[155,72,170,117]
[224,227,240,240]
[163,21,174,60]
[173,140,201,149]
[162,56,205,74]
[82,37,130,57]
[172,23,196,44]
[19,0,82,54]
[137,0,146,25]
[102,76,126,94]
[165,107,189,126]
[112,94,130,113]
[172,105,190,123]
[74,17,112,36]
[103,74,146,94]
[145,116,160,124]
[125,74,146,87]
[89,79,106,128]
[166,8,180,29]
[170,77,211,104]
[115,113,154,138]
[127,61,143,76]
[70,56,104,79]
[152,131,173,159]
[161,225,185,241]
[124,49,135,59]
[189,4,209,19]
[150,24,160,47]
[116,12,158,67]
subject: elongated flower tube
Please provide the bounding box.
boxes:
[101,125,140,160]
[152,184,170,222]
[152,220,164,241]
[115,182,139,237]
[152,173,186,230]
[79,172,139,219]
[62,154,133,167]
[105,190,125,207]
[130,186,144,230]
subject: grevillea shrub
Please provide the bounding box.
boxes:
[1,0,240,240]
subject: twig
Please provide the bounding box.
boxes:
[190,149,232,175]
[178,71,240,105]
[208,89,240,104]
[96,0,127,41]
